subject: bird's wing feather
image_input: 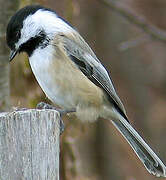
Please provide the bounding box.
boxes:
[59,33,128,121]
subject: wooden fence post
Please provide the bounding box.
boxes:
[0,109,60,180]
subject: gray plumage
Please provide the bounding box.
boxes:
[61,33,166,177]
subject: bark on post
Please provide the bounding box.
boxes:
[0,109,60,180]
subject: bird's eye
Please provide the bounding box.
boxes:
[15,30,21,38]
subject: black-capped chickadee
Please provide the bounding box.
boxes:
[6,5,166,177]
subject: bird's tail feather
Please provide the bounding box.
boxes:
[111,115,166,177]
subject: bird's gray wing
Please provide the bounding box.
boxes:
[62,34,128,121]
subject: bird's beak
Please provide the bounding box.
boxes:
[9,49,18,62]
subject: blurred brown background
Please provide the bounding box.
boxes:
[2,0,166,179]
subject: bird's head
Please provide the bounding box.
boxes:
[6,5,72,61]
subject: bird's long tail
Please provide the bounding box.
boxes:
[111,113,166,177]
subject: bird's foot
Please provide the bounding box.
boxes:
[36,102,54,110]
[36,102,76,134]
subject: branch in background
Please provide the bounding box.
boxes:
[98,0,166,43]
[119,34,151,51]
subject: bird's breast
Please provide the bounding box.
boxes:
[29,45,74,108]
[29,45,104,116]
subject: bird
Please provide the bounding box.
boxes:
[6,5,166,177]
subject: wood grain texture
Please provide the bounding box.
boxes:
[0,109,60,180]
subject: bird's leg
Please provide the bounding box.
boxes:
[36,102,76,114]
[36,102,76,134]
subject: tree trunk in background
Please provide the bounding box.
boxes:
[73,1,125,179]
[0,0,19,111]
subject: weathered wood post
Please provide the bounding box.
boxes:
[0,109,60,180]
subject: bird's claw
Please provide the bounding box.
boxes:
[36,102,54,109]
